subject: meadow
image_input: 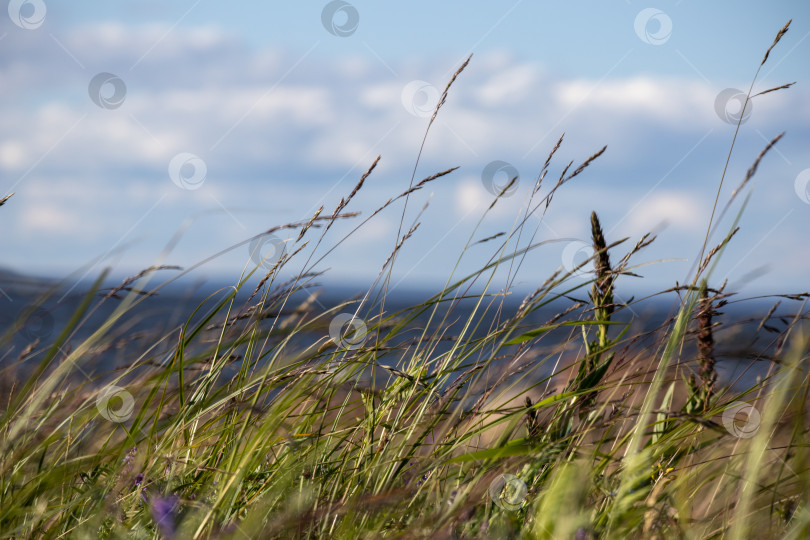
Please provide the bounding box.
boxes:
[1,20,809,539]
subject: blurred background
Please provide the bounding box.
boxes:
[1,1,809,297]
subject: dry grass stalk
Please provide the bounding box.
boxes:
[761,19,791,65]
[348,156,380,199]
[698,226,740,276]
[248,242,309,302]
[473,232,505,246]
[696,285,718,394]
[565,146,607,183]
[543,133,565,174]
[103,265,182,299]
[328,155,381,228]
[428,54,473,127]
[381,222,420,272]
[756,301,781,333]
[730,131,785,202]
[753,82,795,97]
[297,206,324,242]
[487,176,518,210]
[698,20,792,274]
[416,167,459,189]
[533,133,565,195]
[590,211,615,323]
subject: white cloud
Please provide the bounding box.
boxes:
[554,76,715,126]
[455,177,488,215]
[623,191,706,236]
[454,176,524,219]
[0,23,806,291]
[0,141,27,169]
[475,64,541,105]
[19,204,88,236]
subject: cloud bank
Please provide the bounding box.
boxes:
[1,20,808,294]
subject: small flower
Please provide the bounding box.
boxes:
[416,472,429,488]
[134,474,147,503]
[575,526,592,540]
[122,446,137,470]
[150,494,179,539]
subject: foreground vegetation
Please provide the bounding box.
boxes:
[1,21,808,539]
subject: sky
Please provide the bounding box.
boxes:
[1,1,809,298]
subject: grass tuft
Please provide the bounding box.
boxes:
[0,20,807,540]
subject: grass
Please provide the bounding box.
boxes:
[1,20,809,539]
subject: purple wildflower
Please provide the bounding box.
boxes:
[134,473,147,502]
[122,447,137,472]
[150,494,179,538]
[416,473,429,488]
[479,521,489,534]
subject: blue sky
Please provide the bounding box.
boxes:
[1,1,809,296]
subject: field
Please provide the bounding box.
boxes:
[1,20,809,540]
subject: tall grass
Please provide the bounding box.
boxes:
[1,21,808,539]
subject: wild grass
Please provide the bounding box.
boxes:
[1,20,809,539]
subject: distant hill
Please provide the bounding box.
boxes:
[0,267,58,295]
